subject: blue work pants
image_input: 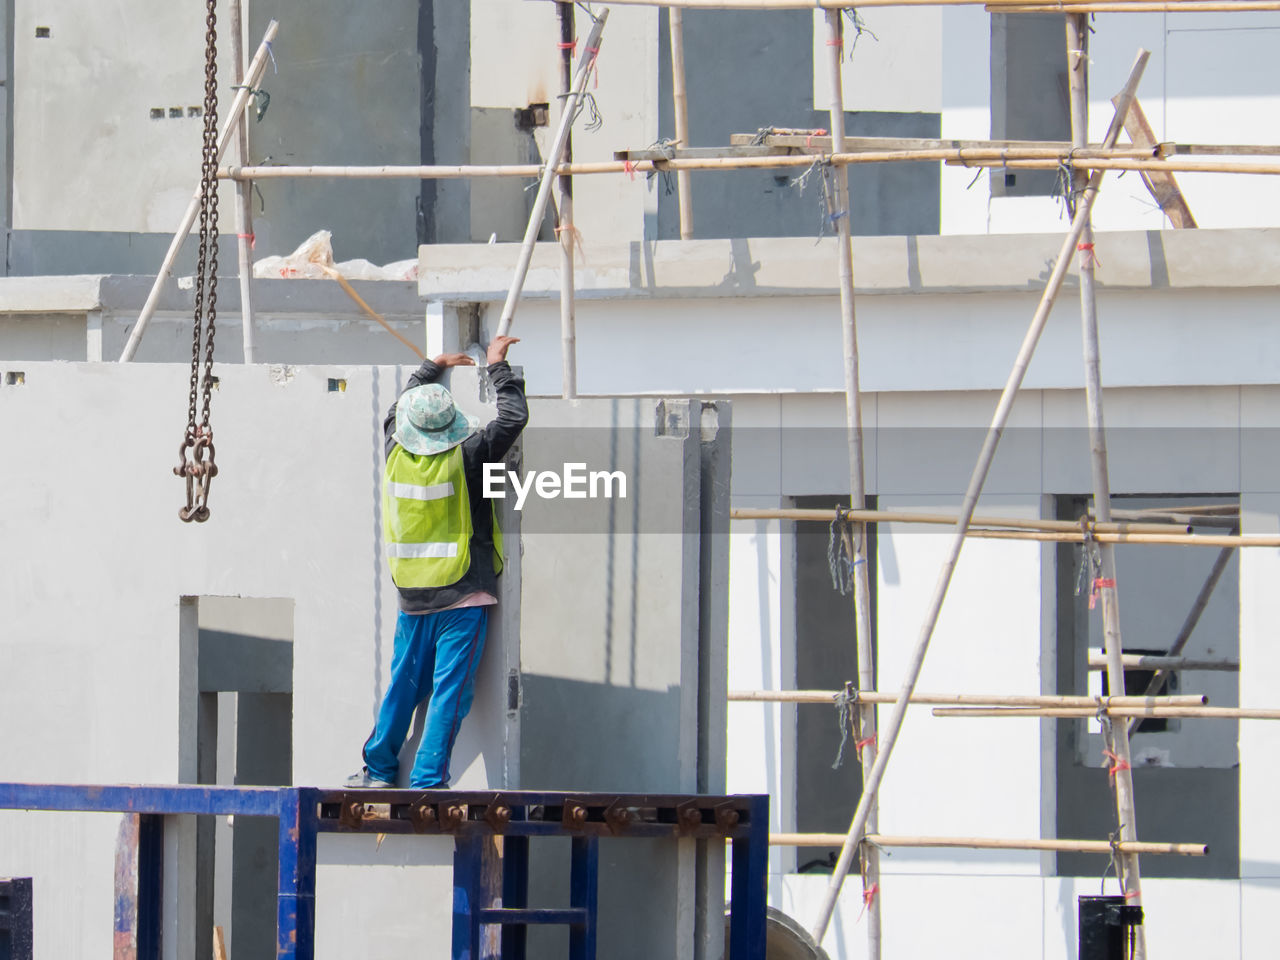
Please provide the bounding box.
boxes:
[362,606,489,788]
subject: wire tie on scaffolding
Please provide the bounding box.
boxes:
[843,7,877,55]
[1103,828,1125,895]
[828,505,855,596]
[1055,150,1080,219]
[231,85,271,122]
[832,681,857,769]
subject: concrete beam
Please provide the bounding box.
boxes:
[419,227,1280,302]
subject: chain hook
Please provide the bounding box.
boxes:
[176,0,221,523]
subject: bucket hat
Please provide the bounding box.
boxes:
[393,383,479,456]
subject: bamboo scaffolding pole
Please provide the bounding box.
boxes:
[807,52,1150,945]
[1089,654,1238,672]
[730,505,1187,535]
[1125,545,1235,735]
[669,6,695,239]
[318,265,424,359]
[119,20,281,363]
[1120,97,1197,228]
[1125,503,1238,516]
[1068,23,1144,950]
[730,508,1280,546]
[935,705,1280,719]
[730,132,1280,157]
[953,528,1279,547]
[537,0,1275,9]
[822,12,881,955]
[218,146,1154,179]
[494,10,608,341]
[230,0,256,364]
[728,690,1209,706]
[557,2,578,399]
[992,2,1280,11]
[771,833,1207,856]
[1100,509,1238,529]
[949,157,1280,175]
[219,153,1280,180]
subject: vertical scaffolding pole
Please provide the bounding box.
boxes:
[809,51,1149,944]
[669,7,695,238]
[822,12,880,957]
[231,0,257,363]
[495,11,608,340]
[558,2,578,398]
[1066,19,1145,955]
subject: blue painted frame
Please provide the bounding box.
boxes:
[0,784,767,960]
[0,876,34,960]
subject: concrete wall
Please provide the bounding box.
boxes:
[655,9,940,240]
[247,0,422,263]
[0,356,732,957]
[0,361,520,957]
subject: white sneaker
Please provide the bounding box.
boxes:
[344,768,394,789]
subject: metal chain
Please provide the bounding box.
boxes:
[175,0,221,523]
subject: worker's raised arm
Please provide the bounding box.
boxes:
[477,336,528,462]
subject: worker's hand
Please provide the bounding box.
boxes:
[486,336,520,366]
[433,353,475,368]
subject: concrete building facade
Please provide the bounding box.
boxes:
[1,1,1278,958]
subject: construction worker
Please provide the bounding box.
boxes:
[347,335,526,789]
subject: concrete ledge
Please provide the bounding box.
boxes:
[0,275,424,318]
[418,228,1280,302]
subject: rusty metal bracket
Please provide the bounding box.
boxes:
[438,802,467,833]
[714,801,741,831]
[675,800,704,836]
[603,800,632,835]
[484,796,512,833]
[338,798,366,829]
[408,800,437,834]
[561,801,589,830]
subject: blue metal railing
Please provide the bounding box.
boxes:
[0,784,768,960]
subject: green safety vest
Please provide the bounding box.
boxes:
[382,445,503,589]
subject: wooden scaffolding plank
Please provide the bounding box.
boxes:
[1119,96,1198,228]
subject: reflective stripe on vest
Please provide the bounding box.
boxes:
[383,445,471,588]
[385,541,459,560]
[386,480,454,502]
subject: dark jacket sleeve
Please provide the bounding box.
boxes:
[473,361,529,463]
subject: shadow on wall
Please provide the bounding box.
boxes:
[519,675,681,792]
